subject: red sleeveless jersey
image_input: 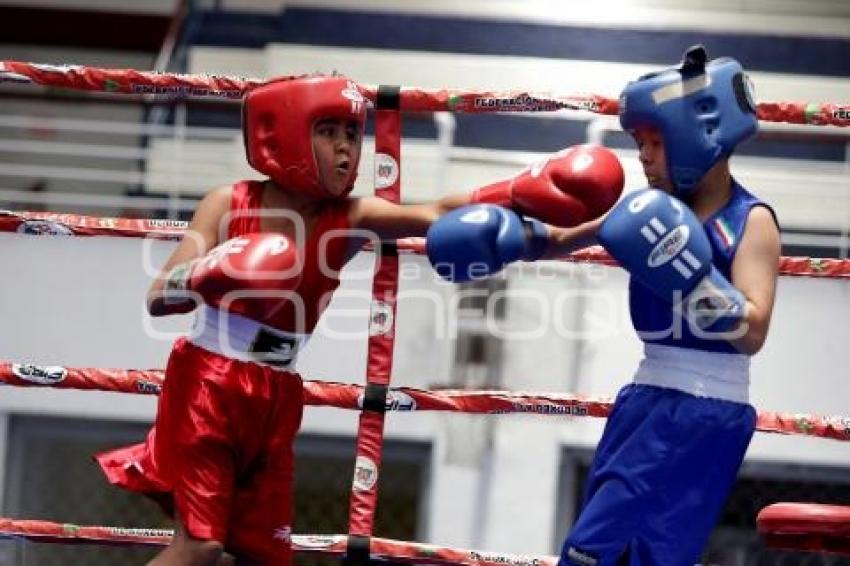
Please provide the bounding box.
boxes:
[227,180,351,333]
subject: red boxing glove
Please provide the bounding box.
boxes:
[162,232,302,321]
[471,144,624,227]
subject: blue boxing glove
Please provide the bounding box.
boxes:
[598,188,746,333]
[427,204,548,283]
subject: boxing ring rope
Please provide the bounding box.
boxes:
[3,208,850,279]
[1,61,848,126]
[0,358,849,558]
[0,359,849,561]
[0,518,559,566]
[0,363,849,442]
[2,504,847,563]
[3,60,850,561]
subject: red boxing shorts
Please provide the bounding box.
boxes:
[96,337,304,564]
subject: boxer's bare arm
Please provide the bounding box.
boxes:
[543,217,604,259]
[728,206,781,355]
[347,196,608,264]
[347,193,470,240]
[146,186,232,315]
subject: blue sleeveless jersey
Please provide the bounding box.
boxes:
[628,180,776,353]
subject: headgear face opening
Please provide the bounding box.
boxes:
[243,76,367,198]
[618,46,758,196]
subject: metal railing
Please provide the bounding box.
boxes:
[0,113,239,217]
[1,102,848,257]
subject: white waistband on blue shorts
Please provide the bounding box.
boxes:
[633,343,751,404]
[188,305,308,370]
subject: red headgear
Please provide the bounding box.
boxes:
[243,76,367,198]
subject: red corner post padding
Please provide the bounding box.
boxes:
[758,503,850,555]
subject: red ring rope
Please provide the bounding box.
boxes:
[1,61,847,126]
[4,209,850,279]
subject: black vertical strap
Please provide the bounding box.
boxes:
[362,383,389,414]
[376,85,401,110]
[345,83,402,566]
[344,534,372,566]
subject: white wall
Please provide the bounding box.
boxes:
[1,231,848,556]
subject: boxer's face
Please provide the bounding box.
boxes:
[313,118,362,196]
[633,127,672,193]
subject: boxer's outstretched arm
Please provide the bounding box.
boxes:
[471,144,622,227]
[349,144,623,241]
[542,217,605,259]
[349,195,608,263]
[347,192,469,241]
[426,204,548,282]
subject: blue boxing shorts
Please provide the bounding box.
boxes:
[560,383,756,566]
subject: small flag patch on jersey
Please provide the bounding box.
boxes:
[713,217,735,249]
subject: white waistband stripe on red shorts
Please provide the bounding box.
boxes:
[189,305,309,370]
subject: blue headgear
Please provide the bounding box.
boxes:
[619,45,758,196]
